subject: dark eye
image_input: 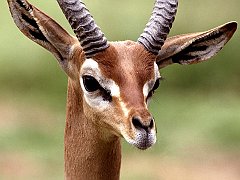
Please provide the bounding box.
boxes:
[82,75,101,92]
[152,78,160,91]
[147,78,160,99]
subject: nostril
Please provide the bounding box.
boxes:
[132,117,144,130]
[132,116,154,132]
[149,118,154,129]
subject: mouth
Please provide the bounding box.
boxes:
[134,130,156,150]
[122,129,157,150]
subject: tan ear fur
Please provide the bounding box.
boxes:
[157,21,237,69]
[7,0,81,77]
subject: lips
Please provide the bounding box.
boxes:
[133,129,156,150]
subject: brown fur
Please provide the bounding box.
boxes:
[63,41,157,179]
[65,80,121,179]
[95,41,156,109]
[7,1,237,179]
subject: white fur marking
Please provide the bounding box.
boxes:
[110,82,120,97]
[80,58,121,110]
[80,59,108,110]
[154,62,161,80]
[119,99,130,117]
[81,58,99,72]
[143,83,150,97]
[143,62,161,98]
[120,125,156,150]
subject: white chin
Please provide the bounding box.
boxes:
[123,130,157,150]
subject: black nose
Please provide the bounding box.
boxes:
[132,116,154,132]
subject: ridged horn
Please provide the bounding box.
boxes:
[57,0,109,58]
[138,0,178,55]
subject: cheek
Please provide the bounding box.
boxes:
[83,91,110,111]
[82,100,95,121]
[83,99,104,122]
[83,98,122,132]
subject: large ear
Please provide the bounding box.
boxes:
[157,22,237,69]
[7,0,80,76]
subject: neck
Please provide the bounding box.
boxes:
[64,79,121,180]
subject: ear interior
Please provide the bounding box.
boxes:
[8,0,57,55]
[157,22,237,68]
[8,0,81,77]
[172,22,237,65]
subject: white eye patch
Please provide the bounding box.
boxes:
[143,62,161,97]
[80,58,120,110]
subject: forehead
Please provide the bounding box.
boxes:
[93,41,157,86]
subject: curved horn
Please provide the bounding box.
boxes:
[138,0,178,55]
[57,0,109,58]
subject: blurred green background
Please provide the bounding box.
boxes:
[0,0,239,179]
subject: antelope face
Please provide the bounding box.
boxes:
[8,0,237,150]
[80,41,160,149]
